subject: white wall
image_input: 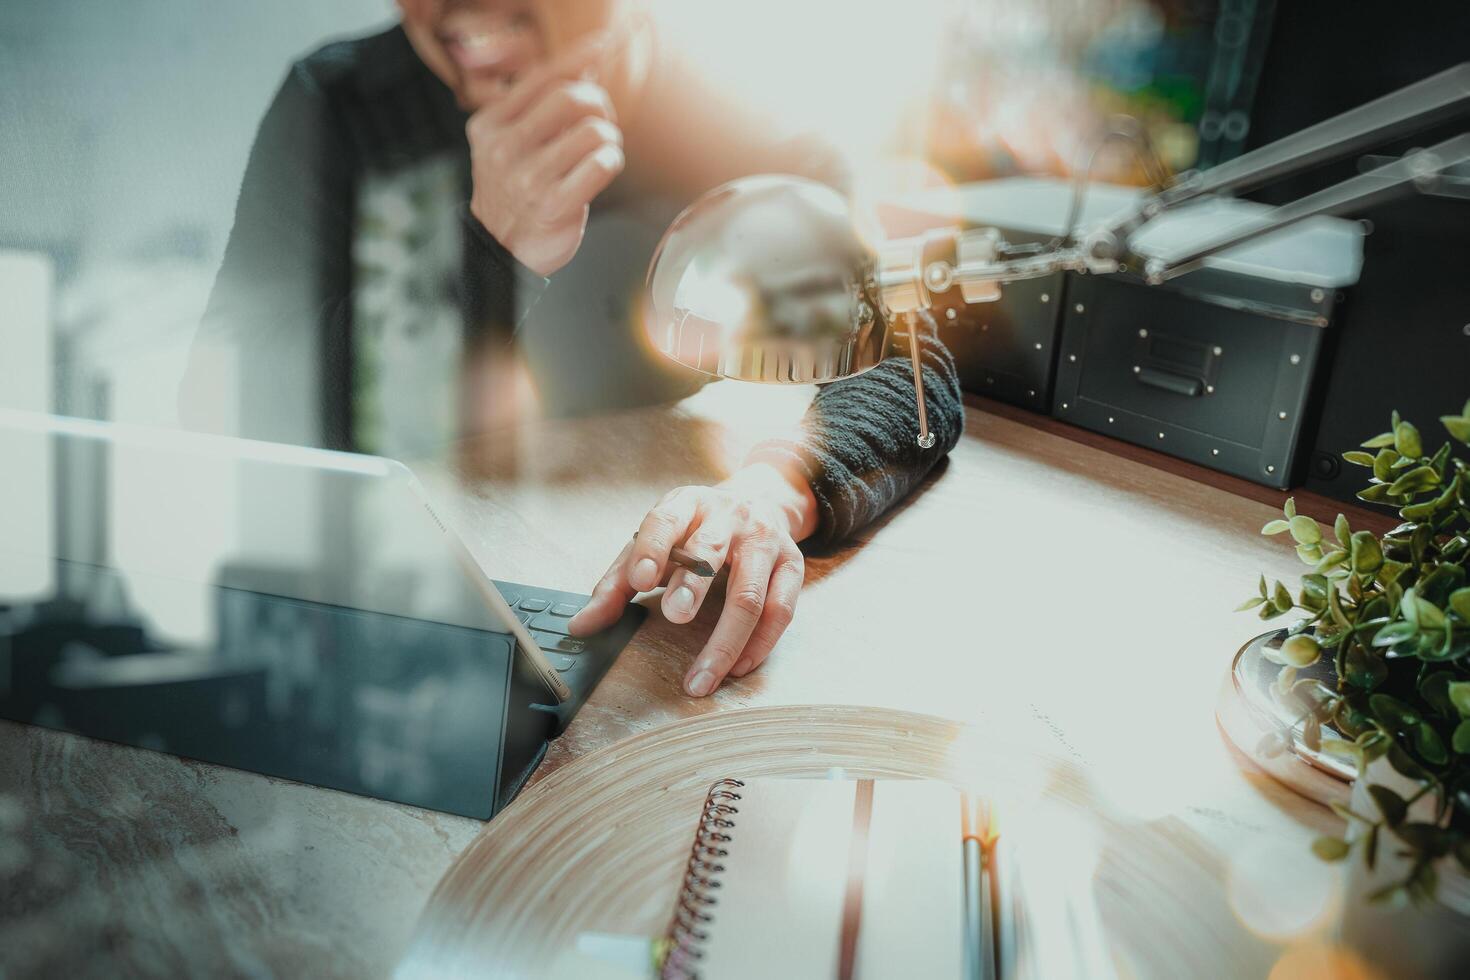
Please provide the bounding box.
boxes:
[0,0,395,426]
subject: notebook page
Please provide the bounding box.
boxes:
[699,779,855,979]
[857,781,965,979]
[696,779,964,979]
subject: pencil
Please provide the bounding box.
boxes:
[631,532,715,578]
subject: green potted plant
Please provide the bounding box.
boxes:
[1241,401,1470,972]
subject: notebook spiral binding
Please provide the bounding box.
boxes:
[660,778,746,980]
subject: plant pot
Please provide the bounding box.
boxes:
[1336,758,1470,979]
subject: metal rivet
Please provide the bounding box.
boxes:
[1061,402,1069,410]
[1212,449,1220,456]
[1278,411,1288,420]
[1068,354,1077,362]
[1289,353,1301,365]
[1107,416,1115,423]
[945,308,957,321]
[1462,323,1470,337]
[1132,365,1141,374]
[1040,293,1050,303]
[1267,465,1276,473]
[1138,328,1148,338]
[1213,346,1223,356]
[1157,432,1166,440]
[1034,342,1043,350]
[1310,288,1325,303]
[1206,385,1215,394]
[1075,303,1086,314]
[1028,389,1036,397]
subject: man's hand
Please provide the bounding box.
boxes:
[466,34,625,277]
[568,464,819,697]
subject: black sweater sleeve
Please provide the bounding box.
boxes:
[750,312,964,548]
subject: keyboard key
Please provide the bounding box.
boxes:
[532,632,586,655]
[528,612,576,635]
[548,653,579,672]
[550,603,581,618]
[517,598,550,613]
[516,610,535,626]
[498,593,521,608]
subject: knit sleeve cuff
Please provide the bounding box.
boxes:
[459,204,550,325]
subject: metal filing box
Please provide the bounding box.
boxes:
[890,178,1365,488]
[1052,194,1364,488]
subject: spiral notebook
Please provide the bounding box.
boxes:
[661,778,966,979]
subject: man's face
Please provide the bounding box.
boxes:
[398,0,549,110]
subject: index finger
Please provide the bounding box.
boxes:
[489,32,610,123]
[626,489,701,592]
[567,540,636,637]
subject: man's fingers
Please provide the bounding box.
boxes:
[545,144,624,219]
[567,541,636,637]
[531,116,623,183]
[729,552,803,678]
[660,512,737,625]
[511,79,616,154]
[683,547,776,697]
[627,489,701,593]
[489,32,610,124]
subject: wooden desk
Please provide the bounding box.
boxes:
[1,384,1352,977]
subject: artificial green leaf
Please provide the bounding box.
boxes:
[1279,634,1322,668]
[1357,483,1392,503]
[1261,519,1290,535]
[1450,588,1470,622]
[1367,784,1408,825]
[1300,574,1329,607]
[1342,450,1376,466]
[1236,596,1266,611]
[1302,716,1322,751]
[1400,588,1421,627]
[1387,465,1440,496]
[1373,448,1399,482]
[1289,515,1321,545]
[1365,823,1379,870]
[1311,836,1350,861]
[1371,621,1415,648]
[1330,801,1367,823]
[1361,432,1396,449]
[1414,595,1447,631]
[1295,544,1322,565]
[1334,513,1352,547]
[1273,580,1294,613]
[1344,643,1388,689]
[1370,693,1419,728]
[1454,720,1470,755]
[1421,672,1456,717]
[1387,743,1429,781]
[1448,681,1470,718]
[1350,531,1384,574]
[1413,723,1448,765]
[1443,414,1470,444]
[1395,420,1423,459]
[1283,497,1297,519]
[1255,731,1287,759]
[1258,574,1268,599]
[1378,560,1409,587]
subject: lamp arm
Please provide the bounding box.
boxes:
[1140,133,1470,283]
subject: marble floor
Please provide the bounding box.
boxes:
[0,720,482,979]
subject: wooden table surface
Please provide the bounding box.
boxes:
[408,381,1365,977]
[3,381,1369,977]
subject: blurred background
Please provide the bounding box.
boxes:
[0,0,1254,435]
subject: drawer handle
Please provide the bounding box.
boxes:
[1137,366,1203,397]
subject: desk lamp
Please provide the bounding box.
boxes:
[643,64,1470,447]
